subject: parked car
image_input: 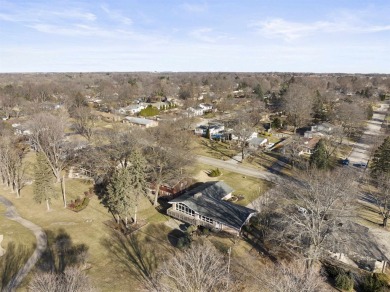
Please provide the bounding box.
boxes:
[355,162,367,168]
[341,158,350,166]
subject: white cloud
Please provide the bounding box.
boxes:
[0,9,96,23]
[181,3,208,13]
[101,4,132,25]
[252,17,390,41]
[189,28,230,43]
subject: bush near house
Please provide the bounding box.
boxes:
[335,272,354,291]
[208,168,222,177]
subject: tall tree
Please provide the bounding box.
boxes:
[148,242,230,292]
[127,149,148,224]
[309,139,329,169]
[72,107,96,142]
[268,169,357,267]
[33,153,56,211]
[29,113,68,182]
[105,150,147,226]
[371,136,390,178]
[106,167,133,226]
[282,84,313,133]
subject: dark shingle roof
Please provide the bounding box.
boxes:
[170,181,256,230]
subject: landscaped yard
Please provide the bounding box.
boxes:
[0,174,161,291]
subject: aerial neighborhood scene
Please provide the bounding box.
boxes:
[1,1,390,291]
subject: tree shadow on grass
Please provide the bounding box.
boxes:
[100,230,159,287]
[0,242,33,290]
[36,228,89,274]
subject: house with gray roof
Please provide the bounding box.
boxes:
[123,116,158,128]
[167,181,256,235]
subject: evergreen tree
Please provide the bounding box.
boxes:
[106,167,132,226]
[127,149,148,224]
[310,139,329,169]
[254,84,264,98]
[371,136,390,178]
[33,153,56,211]
[106,149,147,226]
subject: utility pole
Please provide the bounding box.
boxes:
[61,175,66,208]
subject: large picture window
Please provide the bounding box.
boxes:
[176,203,195,216]
[200,215,213,224]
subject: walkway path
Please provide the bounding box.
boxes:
[0,196,47,291]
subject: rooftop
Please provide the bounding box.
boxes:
[124,116,156,125]
[170,181,256,230]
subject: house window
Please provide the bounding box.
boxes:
[176,203,195,216]
[200,215,213,224]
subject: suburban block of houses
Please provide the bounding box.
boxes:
[167,181,257,235]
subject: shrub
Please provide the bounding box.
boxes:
[176,236,191,249]
[139,105,159,117]
[209,168,221,177]
[335,272,354,291]
[360,273,390,292]
[68,196,90,212]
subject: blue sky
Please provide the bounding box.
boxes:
[0,0,389,73]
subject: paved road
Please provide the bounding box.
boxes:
[0,196,47,291]
[348,102,389,166]
[196,155,281,183]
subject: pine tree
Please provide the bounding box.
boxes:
[106,149,147,226]
[310,139,329,169]
[106,167,132,226]
[127,149,148,224]
[33,153,56,211]
[371,136,390,177]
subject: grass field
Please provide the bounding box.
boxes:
[192,137,238,160]
[0,174,161,291]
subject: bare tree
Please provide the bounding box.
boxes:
[283,84,313,133]
[365,173,390,227]
[29,113,68,182]
[146,123,192,206]
[269,169,358,267]
[28,267,94,292]
[334,102,366,139]
[231,114,258,160]
[258,260,327,292]
[72,107,96,142]
[148,241,230,292]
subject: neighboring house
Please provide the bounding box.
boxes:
[123,116,158,128]
[199,103,213,112]
[194,123,225,136]
[299,137,321,155]
[155,177,196,199]
[248,137,268,149]
[12,123,31,136]
[167,181,256,235]
[118,104,146,115]
[304,122,336,138]
[187,106,205,116]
